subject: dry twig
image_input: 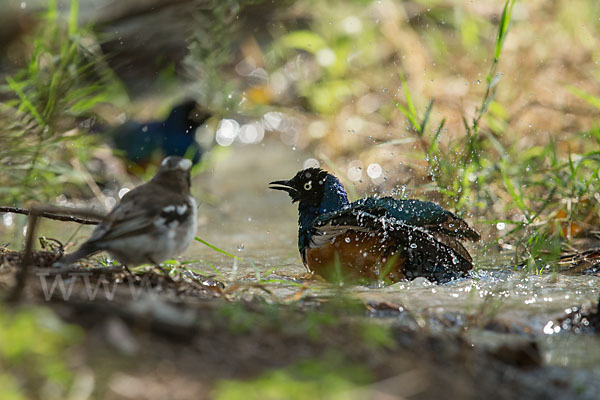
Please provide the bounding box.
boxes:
[0,205,103,225]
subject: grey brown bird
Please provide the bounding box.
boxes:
[56,156,198,267]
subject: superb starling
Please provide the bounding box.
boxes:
[270,168,480,283]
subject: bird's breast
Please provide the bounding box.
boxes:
[303,230,405,283]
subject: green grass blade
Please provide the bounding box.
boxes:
[428,118,446,155]
[419,100,434,137]
[500,165,529,219]
[207,263,225,280]
[398,71,420,131]
[195,237,243,261]
[250,259,261,281]
[257,279,305,288]
[568,86,600,110]
[494,0,515,62]
[396,103,420,132]
[5,77,44,126]
[68,0,80,36]
[377,254,399,284]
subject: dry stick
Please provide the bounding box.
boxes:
[70,157,109,212]
[3,204,105,303]
[0,206,102,225]
[7,209,39,303]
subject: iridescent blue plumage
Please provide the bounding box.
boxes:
[297,173,350,252]
[110,100,209,166]
[319,196,480,241]
[351,197,449,226]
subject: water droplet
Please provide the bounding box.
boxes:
[2,213,14,227]
[118,187,130,199]
[216,119,240,146]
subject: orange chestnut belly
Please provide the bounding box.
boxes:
[304,231,406,283]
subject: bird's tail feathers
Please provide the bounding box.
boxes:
[430,232,473,263]
[390,224,474,282]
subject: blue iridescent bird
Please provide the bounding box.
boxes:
[109,100,210,168]
[269,168,480,283]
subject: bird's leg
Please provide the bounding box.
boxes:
[149,257,172,279]
[298,261,316,280]
[122,264,133,275]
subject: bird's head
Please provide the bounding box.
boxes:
[153,156,193,193]
[269,168,349,212]
[166,99,211,134]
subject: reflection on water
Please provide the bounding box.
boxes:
[1,140,599,369]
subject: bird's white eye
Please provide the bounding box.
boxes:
[304,181,312,191]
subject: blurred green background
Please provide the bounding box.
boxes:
[1,0,599,258]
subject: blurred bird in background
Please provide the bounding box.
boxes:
[82,99,212,174]
[107,99,211,169]
[74,99,212,201]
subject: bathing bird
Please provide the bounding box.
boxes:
[56,156,198,267]
[269,168,479,283]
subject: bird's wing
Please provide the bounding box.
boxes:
[310,208,378,247]
[349,197,480,241]
[312,207,473,281]
[87,184,193,244]
[88,198,159,243]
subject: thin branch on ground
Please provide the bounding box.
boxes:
[7,208,39,303]
[0,205,103,225]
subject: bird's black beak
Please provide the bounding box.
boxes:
[269,179,299,201]
[269,180,294,193]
